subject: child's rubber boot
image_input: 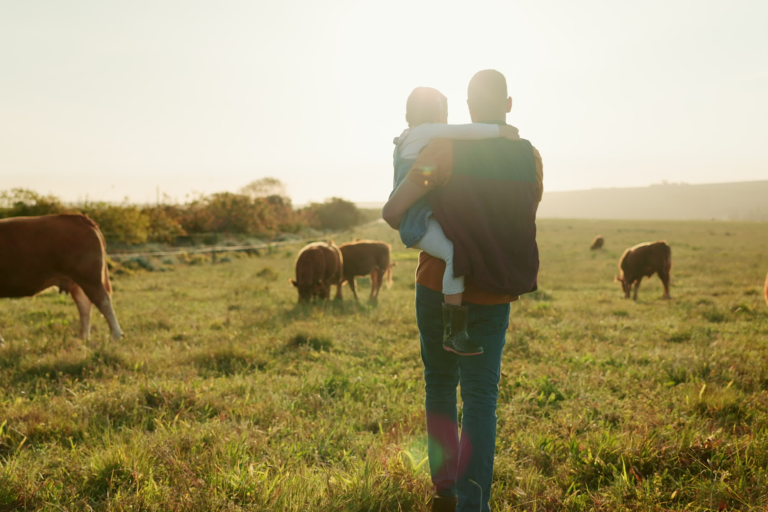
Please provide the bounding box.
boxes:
[441,303,483,356]
[430,495,457,512]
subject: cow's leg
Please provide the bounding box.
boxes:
[659,271,671,300]
[632,279,641,301]
[348,278,359,301]
[334,279,344,301]
[79,282,123,340]
[371,269,384,300]
[369,271,379,301]
[375,268,385,298]
[69,283,93,340]
[320,282,331,301]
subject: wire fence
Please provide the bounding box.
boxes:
[107,238,313,261]
[106,219,386,261]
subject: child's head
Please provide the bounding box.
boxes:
[405,87,448,127]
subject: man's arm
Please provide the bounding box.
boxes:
[382,139,453,229]
[382,179,429,229]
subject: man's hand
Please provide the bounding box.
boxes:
[500,125,520,141]
[382,179,430,229]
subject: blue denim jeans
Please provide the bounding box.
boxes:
[415,285,510,512]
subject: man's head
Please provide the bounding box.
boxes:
[405,87,448,127]
[467,69,512,123]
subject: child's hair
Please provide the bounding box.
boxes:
[405,87,447,127]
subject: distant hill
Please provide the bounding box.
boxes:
[537,180,768,221]
[357,180,768,221]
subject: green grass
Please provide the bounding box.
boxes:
[1,219,767,511]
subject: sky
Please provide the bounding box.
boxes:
[1,0,766,205]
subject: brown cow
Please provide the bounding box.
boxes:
[339,240,393,301]
[764,272,768,307]
[616,241,672,300]
[590,236,604,250]
[290,241,343,302]
[0,214,122,342]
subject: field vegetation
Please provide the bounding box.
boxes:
[0,219,767,511]
[0,182,378,246]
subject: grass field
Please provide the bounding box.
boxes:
[1,219,767,511]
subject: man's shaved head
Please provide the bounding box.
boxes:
[467,69,511,122]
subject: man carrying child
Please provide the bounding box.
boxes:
[383,69,543,512]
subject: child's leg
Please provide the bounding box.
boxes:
[412,218,464,304]
[414,218,482,355]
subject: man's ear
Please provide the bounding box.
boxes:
[506,96,512,113]
[289,278,298,287]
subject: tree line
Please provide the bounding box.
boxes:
[0,179,377,245]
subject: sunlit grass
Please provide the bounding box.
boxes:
[0,219,766,510]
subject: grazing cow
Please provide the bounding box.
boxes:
[0,214,123,342]
[764,273,768,307]
[339,240,393,301]
[290,241,343,302]
[590,236,604,250]
[615,241,672,300]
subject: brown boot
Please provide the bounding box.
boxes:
[442,303,483,356]
[430,495,457,512]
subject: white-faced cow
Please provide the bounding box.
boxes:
[338,240,394,301]
[0,214,123,342]
[616,241,672,300]
[290,241,344,302]
[764,272,767,308]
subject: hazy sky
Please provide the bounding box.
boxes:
[1,0,766,204]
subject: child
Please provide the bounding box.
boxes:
[391,87,519,355]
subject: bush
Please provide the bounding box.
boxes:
[301,197,361,231]
[180,193,302,236]
[0,182,364,246]
[80,202,151,245]
[143,205,187,242]
[0,189,66,218]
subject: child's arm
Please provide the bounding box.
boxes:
[419,123,520,141]
[423,123,499,140]
[399,124,520,159]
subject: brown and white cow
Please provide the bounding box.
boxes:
[339,240,393,301]
[764,272,768,307]
[290,241,344,302]
[590,236,604,250]
[615,241,672,300]
[0,214,122,342]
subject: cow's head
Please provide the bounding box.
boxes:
[290,279,323,303]
[614,274,631,299]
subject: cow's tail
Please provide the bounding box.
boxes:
[664,244,673,274]
[380,245,394,289]
[103,259,113,294]
[91,216,113,295]
[383,263,393,289]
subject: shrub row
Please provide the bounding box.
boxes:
[0,182,376,245]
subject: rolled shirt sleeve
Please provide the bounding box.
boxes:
[405,139,454,191]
